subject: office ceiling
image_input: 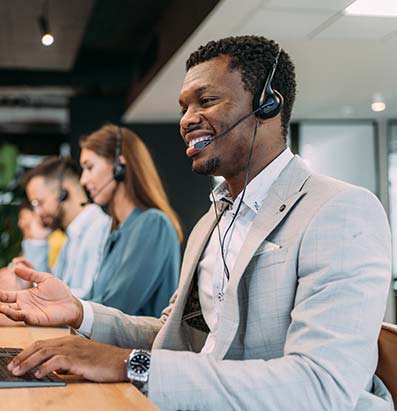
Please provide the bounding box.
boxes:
[0,0,396,132]
[124,0,397,121]
[0,0,219,130]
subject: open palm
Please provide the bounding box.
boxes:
[0,266,80,327]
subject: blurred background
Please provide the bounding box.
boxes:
[0,0,396,315]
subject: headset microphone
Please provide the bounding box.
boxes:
[80,177,115,207]
[80,198,93,207]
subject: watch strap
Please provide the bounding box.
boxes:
[132,379,148,396]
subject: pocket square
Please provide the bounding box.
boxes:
[254,240,281,255]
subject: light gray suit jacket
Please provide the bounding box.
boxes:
[89,156,393,411]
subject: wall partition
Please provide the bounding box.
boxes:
[388,122,397,281]
[298,121,378,194]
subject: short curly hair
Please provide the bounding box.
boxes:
[186,35,296,140]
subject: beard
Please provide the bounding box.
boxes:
[192,156,220,176]
[42,207,64,231]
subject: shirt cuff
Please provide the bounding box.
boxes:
[75,299,94,337]
[22,239,48,252]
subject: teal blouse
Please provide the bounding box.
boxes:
[87,208,180,317]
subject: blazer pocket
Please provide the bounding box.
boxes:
[252,246,288,269]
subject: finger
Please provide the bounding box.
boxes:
[9,343,58,376]
[15,261,34,270]
[0,304,25,322]
[14,266,50,283]
[0,302,19,309]
[35,355,70,379]
[9,337,69,371]
[0,290,17,303]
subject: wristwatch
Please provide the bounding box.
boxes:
[125,349,151,396]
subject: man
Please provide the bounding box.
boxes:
[13,156,110,298]
[17,201,66,269]
[0,36,392,410]
[0,202,65,292]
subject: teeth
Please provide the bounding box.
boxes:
[188,136,212,147]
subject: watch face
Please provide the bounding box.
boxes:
[130,353,151,374]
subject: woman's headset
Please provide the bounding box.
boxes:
[113,126,126,182]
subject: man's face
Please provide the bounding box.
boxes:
[26,176,63,230]
[179,55,256,177]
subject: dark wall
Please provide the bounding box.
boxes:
[69,96,125,160]
[126,122,211,249]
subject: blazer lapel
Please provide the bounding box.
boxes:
[213,155,312,358]
[154,202,227,349]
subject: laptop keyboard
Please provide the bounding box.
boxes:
[0,347,65,388]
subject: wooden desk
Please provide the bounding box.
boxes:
[0,326,157,411]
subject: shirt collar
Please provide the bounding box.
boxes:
[210,147,294,214]
[66,204,104,238]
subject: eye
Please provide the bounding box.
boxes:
[179,106,187,116]
[200,97,216,106]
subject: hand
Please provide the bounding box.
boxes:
[29,215,52,240]
[0,266,83,328]
[8,336,131,383]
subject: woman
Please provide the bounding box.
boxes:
[79,124,183,317]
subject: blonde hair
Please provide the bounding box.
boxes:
[80,124,183,243]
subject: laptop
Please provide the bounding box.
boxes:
[0,347,66,388]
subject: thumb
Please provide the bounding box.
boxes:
[14,266,51,284]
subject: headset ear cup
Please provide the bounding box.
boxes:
[113,162,126,182]
[59,189,69,202]
[256,90,283,119]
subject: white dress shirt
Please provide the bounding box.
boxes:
[198,147,294,353]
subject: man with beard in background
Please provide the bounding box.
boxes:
[11,156,110,298]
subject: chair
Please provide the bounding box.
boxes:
[376,322,397,409]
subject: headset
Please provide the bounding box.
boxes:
[80,126,126,207]
[58,159,69,202]
[113,126,126,182]
[194,46,283,151]
[253,46,283,119]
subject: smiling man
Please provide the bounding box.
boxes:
[0,36,392,411]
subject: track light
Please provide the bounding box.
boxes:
[37,1,54,46]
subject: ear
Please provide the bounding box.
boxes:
[119,155,126,165]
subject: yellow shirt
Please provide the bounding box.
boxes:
[48,230,66,268]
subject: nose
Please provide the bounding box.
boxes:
[80,169,88,186]
[180,105,202,132]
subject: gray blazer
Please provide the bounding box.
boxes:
[89,156,393,411]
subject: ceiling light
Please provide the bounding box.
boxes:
[37,0,55,46]
[345,0,397,17]
[371,94,387,112]
[41,33,54,46]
